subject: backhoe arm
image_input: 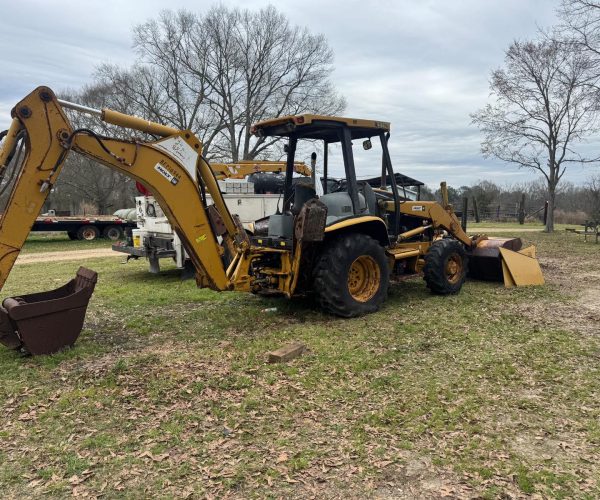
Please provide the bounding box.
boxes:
[0,86,240,291]
[380,199,474,247]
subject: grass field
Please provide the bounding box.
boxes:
[467,221,575,231]
[0,228,598,498]
[20,234,113,254]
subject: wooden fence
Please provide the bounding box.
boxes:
[455,197,548,226]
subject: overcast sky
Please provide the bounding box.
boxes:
[1,0,596,188]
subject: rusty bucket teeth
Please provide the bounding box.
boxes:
[468,237,523,282]
[0,267,97,355]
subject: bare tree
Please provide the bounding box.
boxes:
[95,6,345,162]
[95,10,226,156]
[45,85,139,214]
[199,5,345,161]
[585,173,600,217]
[56,155,125,214]
[45,5,344,214]
[558,1,600,56]
[471,39,600,231]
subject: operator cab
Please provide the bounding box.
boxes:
[250,114,402,244]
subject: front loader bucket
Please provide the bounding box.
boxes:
[469,238,544,287]
[0,267,97,355]
[469,237,522,281]
[499,246,545,287]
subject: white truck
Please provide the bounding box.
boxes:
[112,180,284,274]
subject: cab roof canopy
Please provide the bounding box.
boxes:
[251,114,391,142]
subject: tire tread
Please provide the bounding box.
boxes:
[423,238,467,295]
[313,233,389,317]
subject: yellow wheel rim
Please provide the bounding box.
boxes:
[347,255,381,302]
[445,253,463,285]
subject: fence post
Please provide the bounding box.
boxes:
[518,193,526,225]
[461,197,468,232]
[440,181,449,208]
[472,197,480,223]
[496,205,500,221]
[543,201,549,225]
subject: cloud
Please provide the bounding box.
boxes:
[1,0,597,187]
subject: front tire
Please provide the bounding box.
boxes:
[313,233,389,317]
[423,239,467,295]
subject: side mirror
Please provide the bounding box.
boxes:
[363,139,372,150]
[283,144,289,153]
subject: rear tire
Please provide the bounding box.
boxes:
[77,225,100,241]
[423,239,467,295]
[313,233,389,317]
[103,225,123,241]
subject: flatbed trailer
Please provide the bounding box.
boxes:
[31,215,136,241]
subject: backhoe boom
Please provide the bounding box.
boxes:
[0,87,239,291]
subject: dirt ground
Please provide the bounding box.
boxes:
[15,248,121,265]
[518,252,600,335]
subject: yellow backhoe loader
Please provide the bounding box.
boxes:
[0,87,543,354]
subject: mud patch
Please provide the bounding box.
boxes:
[373,456,482,499]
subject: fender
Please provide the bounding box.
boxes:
[324,216,389,246]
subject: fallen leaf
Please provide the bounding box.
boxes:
[153,452,170,462]
[69,475,82,485]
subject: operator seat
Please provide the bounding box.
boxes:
[291,180,317,215]
[292,179,378,224]
[320,192,367,225]
[357,181,377,216]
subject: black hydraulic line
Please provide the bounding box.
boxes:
[340,126,360,215]
[323,141,328,194]
[380,132,400,238]
[0,133,26,199]
[45,128,126,173]
[283,137,297,212]
[0,129,26,170]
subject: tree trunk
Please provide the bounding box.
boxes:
[545,186,556,233]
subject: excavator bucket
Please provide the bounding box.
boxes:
[469,237,543,287]
[0,267,97,355]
